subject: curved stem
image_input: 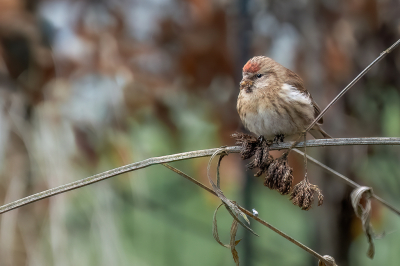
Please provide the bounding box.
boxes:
[1,137,400,214]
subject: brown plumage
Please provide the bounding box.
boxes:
[237,56,331,140]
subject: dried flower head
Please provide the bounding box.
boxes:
[290,179,324,210]
[232,133,273,177]
[264,155,293,195]
[232,133,259,160]
[247,144,273,177]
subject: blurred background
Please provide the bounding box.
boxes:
[0,0,400,265]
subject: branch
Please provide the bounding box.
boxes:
[305,38,400,132]
[162,163,335,266]
[1,137,400,214]
[293,149,400,216]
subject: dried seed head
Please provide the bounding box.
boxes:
[247,146,263,170]
[290,179,324,210]
[264,155,293,195]
[249,145,273,177]
[232,133,273,177]
[232,133,258,160]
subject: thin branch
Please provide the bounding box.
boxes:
[239,208,331,265]
[279,39,400,158]
[293,149,400,216]
[162,163,334,266]
[305,38,400,132]
[163,163,216,195]
[1,137,400,214]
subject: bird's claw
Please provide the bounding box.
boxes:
[258,135,274,146]
[273,134,285,144]
[257,135,265,144]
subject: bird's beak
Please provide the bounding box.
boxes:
[240,79,253,90]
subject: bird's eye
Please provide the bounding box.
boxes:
[256,74,262,78]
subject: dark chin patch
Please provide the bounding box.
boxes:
[245,88,253,93]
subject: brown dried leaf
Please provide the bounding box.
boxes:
[230,219,240,266]
[212,203,242,265]
[318,255,338,266]
[207,148,258,237]
[350,186,378,259]
[212,203,229,248]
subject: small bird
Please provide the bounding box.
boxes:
[237,56,331,141]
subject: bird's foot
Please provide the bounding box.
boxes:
[273,134,285,144]
[258,135,274,146]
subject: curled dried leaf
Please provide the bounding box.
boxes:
[230,219,240,266]
[207,148,258,237]
[264,155,293,195]
[290,179,324,210]
[213,203,229,248]
[213,204,242,266]
[318,255,338,266]
[350,186,378,259]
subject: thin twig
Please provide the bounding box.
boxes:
[206,149,255,235]
[293,149,400,216]
[305,38,400,132]
[163,163,216,195]
[303,133,308,181]
[284,39,400,154]
[1,137,400,214]
[162,163,333,266]
[239,208,331,265]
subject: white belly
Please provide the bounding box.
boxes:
[238,84,314,140]
[244,108,299,140]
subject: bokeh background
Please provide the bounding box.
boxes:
[0,0,400,265]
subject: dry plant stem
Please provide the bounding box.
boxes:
[162,163,333,266]
[303,133,308,181]
[163,163,216,195]
[287,39,400,153]
[293,149,400,216]
[239,208,332,266]
[306,38,400,132]
[1,137,400,214]
[206,149,255,235]
[2,41,398,217]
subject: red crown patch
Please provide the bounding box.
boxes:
[243,61,261,73]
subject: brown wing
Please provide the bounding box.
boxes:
[312,101,323,124]
[285,68,323,124]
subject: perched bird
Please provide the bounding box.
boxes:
[237,56,331,141]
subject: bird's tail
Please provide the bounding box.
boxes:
[309,125,332,139]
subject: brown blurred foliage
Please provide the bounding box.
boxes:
[0,0,400,265]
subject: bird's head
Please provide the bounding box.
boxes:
[240,56,285,94]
